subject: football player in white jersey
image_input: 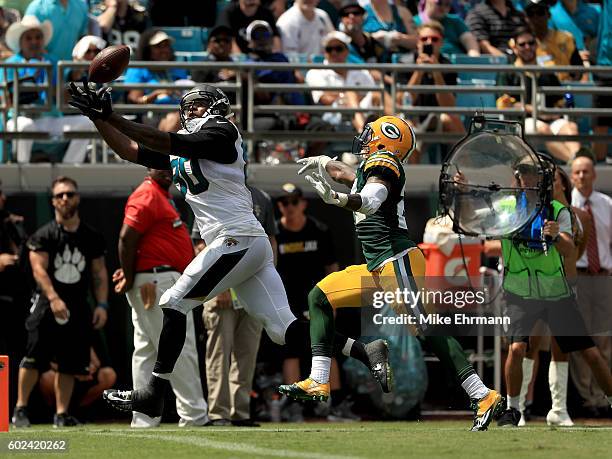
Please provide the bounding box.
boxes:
[67,82,392,418]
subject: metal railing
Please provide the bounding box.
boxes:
[2,60,612,163]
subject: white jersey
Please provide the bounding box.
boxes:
[137,115,266,245]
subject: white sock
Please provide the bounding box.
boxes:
[310,356,331,384]
[461,374,490,400]
[519,358,534,412]
[152,371,170,380]
[508,395,520,410]
[342,338,355,357]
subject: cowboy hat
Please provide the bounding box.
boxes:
[5,15,53,54]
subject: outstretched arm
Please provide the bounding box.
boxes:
[306,162,390,215]
[105,113,172,153]
[93,118,139,163]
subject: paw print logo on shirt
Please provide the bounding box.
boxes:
[54,246,86,284]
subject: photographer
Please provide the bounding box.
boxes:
[403,21,465,161]
[482,161,612,427]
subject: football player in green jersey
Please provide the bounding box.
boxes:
[279,116,504,431]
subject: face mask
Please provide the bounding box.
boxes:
[185,117,208,133]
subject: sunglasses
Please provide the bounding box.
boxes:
[420,35,441,43]
[516,39,536,48]
[325,45,347,53]
[341,9,364,17]
[53,191,77,199]
[279,197,300,206]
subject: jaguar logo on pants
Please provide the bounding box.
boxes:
[225,237,239,248]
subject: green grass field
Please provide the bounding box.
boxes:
[2,421,612,459]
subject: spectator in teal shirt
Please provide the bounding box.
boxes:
[415,0,480,56]
[25,0,88,63]
[549,0,600,53]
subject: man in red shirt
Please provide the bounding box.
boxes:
[112,169,209,427]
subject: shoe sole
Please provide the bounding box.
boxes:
[278,387,329,402]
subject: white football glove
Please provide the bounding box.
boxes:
[296,155,336,175]
[305,162,348,207]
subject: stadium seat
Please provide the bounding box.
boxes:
[391,53,415,64]
[450,54,508,85]
[161,27,206,53]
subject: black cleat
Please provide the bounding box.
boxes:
[53,412,82,428]
[365,339,393,393]
[497,407,521,427]
[11,406,30,428]
[103,388,164,418]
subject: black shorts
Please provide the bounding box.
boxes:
[21,293,92,375]
[505,292,594,353]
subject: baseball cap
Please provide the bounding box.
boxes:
[208,24,233,41]
[524,0,549,12]
[149,30,174,46]
[338,0,366,16]
[322,31,351,48]
[246,20,272,42]
[279,183,303,200]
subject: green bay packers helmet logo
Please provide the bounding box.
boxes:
[380,122,402,140]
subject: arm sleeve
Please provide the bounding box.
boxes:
[557,208,572,235]
[123,192,156,234]
[136,145,172,170]
[357,182,389,215]
[169,122,239,163]
[26,226,49,252]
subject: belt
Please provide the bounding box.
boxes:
[136,265,178,274]
[576,267,611,275]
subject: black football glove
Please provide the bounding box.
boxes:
[67,78,113,121]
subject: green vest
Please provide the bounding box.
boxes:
[501,200,571,300]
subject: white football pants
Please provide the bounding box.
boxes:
[159,235,296,345]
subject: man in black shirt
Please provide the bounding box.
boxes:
[275,183,358,421]
[216,0,282,54]
[12,176,109,428]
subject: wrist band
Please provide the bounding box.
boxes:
[97,302,109,310]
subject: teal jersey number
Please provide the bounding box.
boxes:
[170,157,209,196]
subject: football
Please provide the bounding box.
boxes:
[88,45,131,83]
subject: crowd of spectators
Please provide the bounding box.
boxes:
[0,0,610,164]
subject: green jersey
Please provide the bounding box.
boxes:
[352,152,416,271]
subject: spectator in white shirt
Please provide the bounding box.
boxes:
[569,154,612,416]
[305,31,377,131]
[276,0,334,56]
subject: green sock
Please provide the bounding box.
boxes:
[308,286,335,357]
[418,335,475,383]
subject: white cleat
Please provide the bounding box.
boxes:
[518,413,527,427]
[546,409,574,427]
